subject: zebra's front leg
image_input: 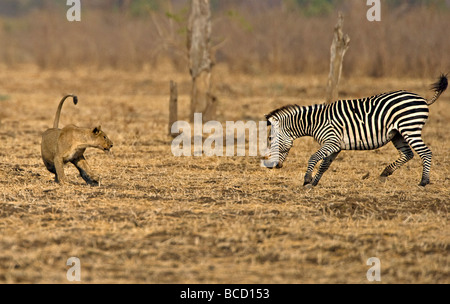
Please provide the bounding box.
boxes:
[312,152,340,186]
[304,144,341,187]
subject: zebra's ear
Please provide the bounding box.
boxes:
[266,116,278,126]
[264,114,274,126]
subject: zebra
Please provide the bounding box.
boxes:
[263,74,448,187]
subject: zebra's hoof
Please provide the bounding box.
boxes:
[304,183,313,189]
[378,176,388,183]
[419,180,430,187]
[88,180,99,187]
[304,174,313,186]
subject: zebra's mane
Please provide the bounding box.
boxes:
[265,104,300,120]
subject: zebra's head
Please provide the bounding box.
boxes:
[262,116,294,169]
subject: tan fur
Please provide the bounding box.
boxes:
[41,95,113,185]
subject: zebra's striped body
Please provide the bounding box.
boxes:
[264,75,448,186]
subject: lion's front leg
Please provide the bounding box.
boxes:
[72,156,99,186]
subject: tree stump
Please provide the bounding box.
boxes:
[168,80,178,137]
[326,12,350,104]
[187,0,216,122]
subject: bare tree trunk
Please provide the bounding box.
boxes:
[168,80,178,137]
[187,0,216,122]
[326,12,350,104]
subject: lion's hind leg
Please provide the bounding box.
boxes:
[43,161,59,183]
[43,159,56,174]
[54,156,68,184]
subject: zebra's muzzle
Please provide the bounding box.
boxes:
[262,160,283,169]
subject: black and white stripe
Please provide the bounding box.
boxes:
[264,74,448,186]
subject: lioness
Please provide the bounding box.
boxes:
[41,95,113,186]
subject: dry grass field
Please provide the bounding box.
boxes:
[0,64,448,284]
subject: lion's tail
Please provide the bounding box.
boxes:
[53,94,78,128]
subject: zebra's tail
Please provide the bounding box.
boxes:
[427,74,448,106]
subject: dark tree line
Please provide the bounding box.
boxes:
[1,0,448,17]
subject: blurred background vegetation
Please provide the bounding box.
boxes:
[0,0,449,77]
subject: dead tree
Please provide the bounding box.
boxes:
[187,0,216,122]
[168,80,178,137]
[326,12,350,104]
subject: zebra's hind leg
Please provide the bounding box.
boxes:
[312,152,340,186]
[400,132,432,186]
[380,133,414,180]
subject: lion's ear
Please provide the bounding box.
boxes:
[93,126,102,135]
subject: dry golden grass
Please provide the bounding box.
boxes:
[0,65,448,283]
